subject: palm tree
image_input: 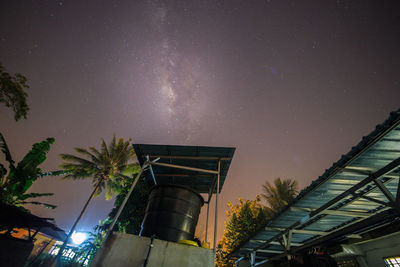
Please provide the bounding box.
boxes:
[261,177,298,215]
[55,136,139,264]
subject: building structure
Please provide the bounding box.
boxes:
[92,144,236,267]
[232,109,400,267]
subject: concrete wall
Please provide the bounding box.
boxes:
[355,232,400,267]
[91,233,214,267]
[331,231,400,267]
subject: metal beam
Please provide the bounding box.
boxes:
[154,173,214,178]
[150,161,219,174]
[148,162,157,185]
[396,176,400,205]
[249,240,303,246]
[290,208,400,255]
[374,179,396,203]
[342,168,400,179]
[290,207,373,217]
[235,257,244,267]
[346,234,362,239]
[145,155,232,161]
[358,195,394,207]
[255,259,269,266]
[287,230,292,250]
[265,227,327,236]
[242,248,283,254]
[381,138,400,142]
[305,157,400,222]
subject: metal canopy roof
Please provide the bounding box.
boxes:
[233,109,400,264]
[132,144,235,194]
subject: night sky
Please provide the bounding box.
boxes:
[1,0,399,241]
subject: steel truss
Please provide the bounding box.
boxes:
[237,157,400,265]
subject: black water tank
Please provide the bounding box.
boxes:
[140,184,204,242]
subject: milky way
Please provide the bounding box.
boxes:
[147,1,208,142]
[1,0,399,239]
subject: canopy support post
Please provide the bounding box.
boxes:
[205,191,211,244]
[213,159,221,258]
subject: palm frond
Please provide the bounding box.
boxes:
[19,192,54,200]
[38,170,71,177]
[109,135,117,159]
[0,132,15,170]
[87,147,102,161]
[261,177,298,214]
[60,153,96,166]
[100,139,111,163]
[18,201,57,209]
[75,147,102,165]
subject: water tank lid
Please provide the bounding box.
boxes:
[150,184,204,205]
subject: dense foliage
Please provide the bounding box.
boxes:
[106,177,152,234]
[0,63,29,121]
[0,132,56,211]
[216,196,268,267]
[216,178,299,266]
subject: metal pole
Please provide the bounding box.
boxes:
[250,251,256,267]
[205,201,210,243]
[213,159,221,256]
[235,257,244,267]
[103,163,147,241]
[150,161,218,174]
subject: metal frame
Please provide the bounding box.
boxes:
[146,156,225,258]
[236,157,400,264]
[261,157,400,245]
[97,154,230,261]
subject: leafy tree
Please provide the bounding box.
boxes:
[0,63,29,121]
[56,136,139,262]
[261,177,298,215]
[216,196,268,267]
[0,132,56,211]
[105,177,152,235]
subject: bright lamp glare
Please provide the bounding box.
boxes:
[71,232,87,245]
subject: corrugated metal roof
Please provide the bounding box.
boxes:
[233,109,400,262]
[132,144,235,194]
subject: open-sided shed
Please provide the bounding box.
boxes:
[232,109,400,266]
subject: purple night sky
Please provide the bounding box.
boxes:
[1,0,399,240]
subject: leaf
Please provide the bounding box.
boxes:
[19,192,54,201]
[19,201,57,209]
[121,163,140,176]
[0,63,30,121]
[38,170,71,177]
[0,132,15,171]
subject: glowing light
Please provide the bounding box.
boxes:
[71,231,87,245]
